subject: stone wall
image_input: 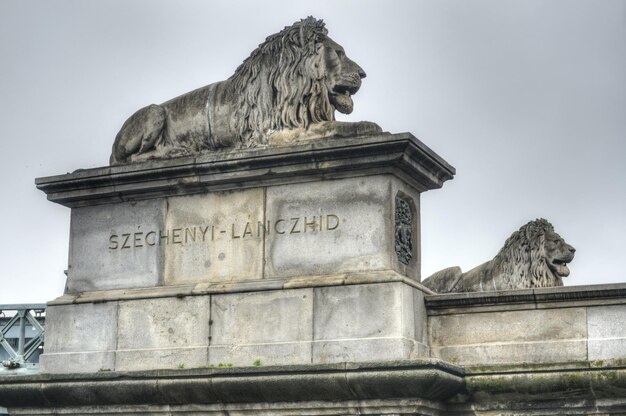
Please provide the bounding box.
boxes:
[427,283,626,367]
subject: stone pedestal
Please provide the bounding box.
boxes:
[3,132,626,414]
[35,132,455,374]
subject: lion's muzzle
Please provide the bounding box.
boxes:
[551,244,576,277]
[330,73,364,115]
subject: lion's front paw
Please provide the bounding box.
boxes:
[309,121,382,138]
[163,147,193,158]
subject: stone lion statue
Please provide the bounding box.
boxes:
[110,17,381,165]
[422,219,576,293]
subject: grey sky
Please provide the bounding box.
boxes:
[0,0,624,303]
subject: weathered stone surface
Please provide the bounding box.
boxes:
[587,304,626,360]
[429,307,587,365]
[42,134,455,293]
[6,361,626,414]
[116,347,208,373]
[47,271,431,306]
[313,283,403,340]
[265,176,392,279]
[109,18,380,165]
[67,199,165,293]
[312,282,429,362]
[452,362,626,414]
[116,296,211,371]
[39,351,116,375]
[312,338,427,363]
[209,342,312,367]
[405,282,428,345]
[163,190,264,285]
[210,289,313,366]
[0,360,466,410]
[40,303,118,373]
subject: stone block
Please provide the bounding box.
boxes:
[312,338,427,364]
[403,283,428,345]
[39,303,118,373]
[39,351,115,374]
[311,282,429,362]
[434,340,588,366]
[429,307,588,365]
[116,296,211,371]
[67,199,165,292]
[210,288,313,345]
[115,347,208,372]
[163,190,264,285]
[587,304,626,361]
[42,303,118,353]
[264,176,393,279]
[313,283,404,340]
[209,342,312,367]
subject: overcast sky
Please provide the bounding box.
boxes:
[0,0,624,304]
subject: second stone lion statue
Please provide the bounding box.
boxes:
[422,219,576,293]
[110,17,381,165]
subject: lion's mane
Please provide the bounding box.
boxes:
[493,218,561,289]
[229,17,335,148]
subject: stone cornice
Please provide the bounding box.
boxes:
[35,133,455,208]
[47,271,435,306]
[0,360,464,407]
[425,283,626,314]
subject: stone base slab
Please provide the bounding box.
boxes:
[0,360,464,413]
[40,280,430,373]
[3,361,626,415]
[7,400,449,416]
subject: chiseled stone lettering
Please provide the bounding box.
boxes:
[326,214,339,230]
[108,235,118,250]
[231,223,241,239]
[172,228,183,245]
[290,218,301,234]
[134,232,143,248]
[274,219,286,235]
[257,221,270,237]
[304,216,318,232]
[159,230,169,245]
[145,231,156,246]
[108,214,341,251]
[185,228,196,243]
[121,233,131,249]
[199,226,210,242]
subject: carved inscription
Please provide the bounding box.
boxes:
[394,196,413,265]
[108,214,340,250]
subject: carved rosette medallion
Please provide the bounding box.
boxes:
[394,195,413,265]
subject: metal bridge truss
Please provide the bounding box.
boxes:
[0,304,46,370]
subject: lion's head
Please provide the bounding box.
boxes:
[228,17,367,147]
[496,218,576,288]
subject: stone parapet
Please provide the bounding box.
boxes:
[427,283,626,367]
